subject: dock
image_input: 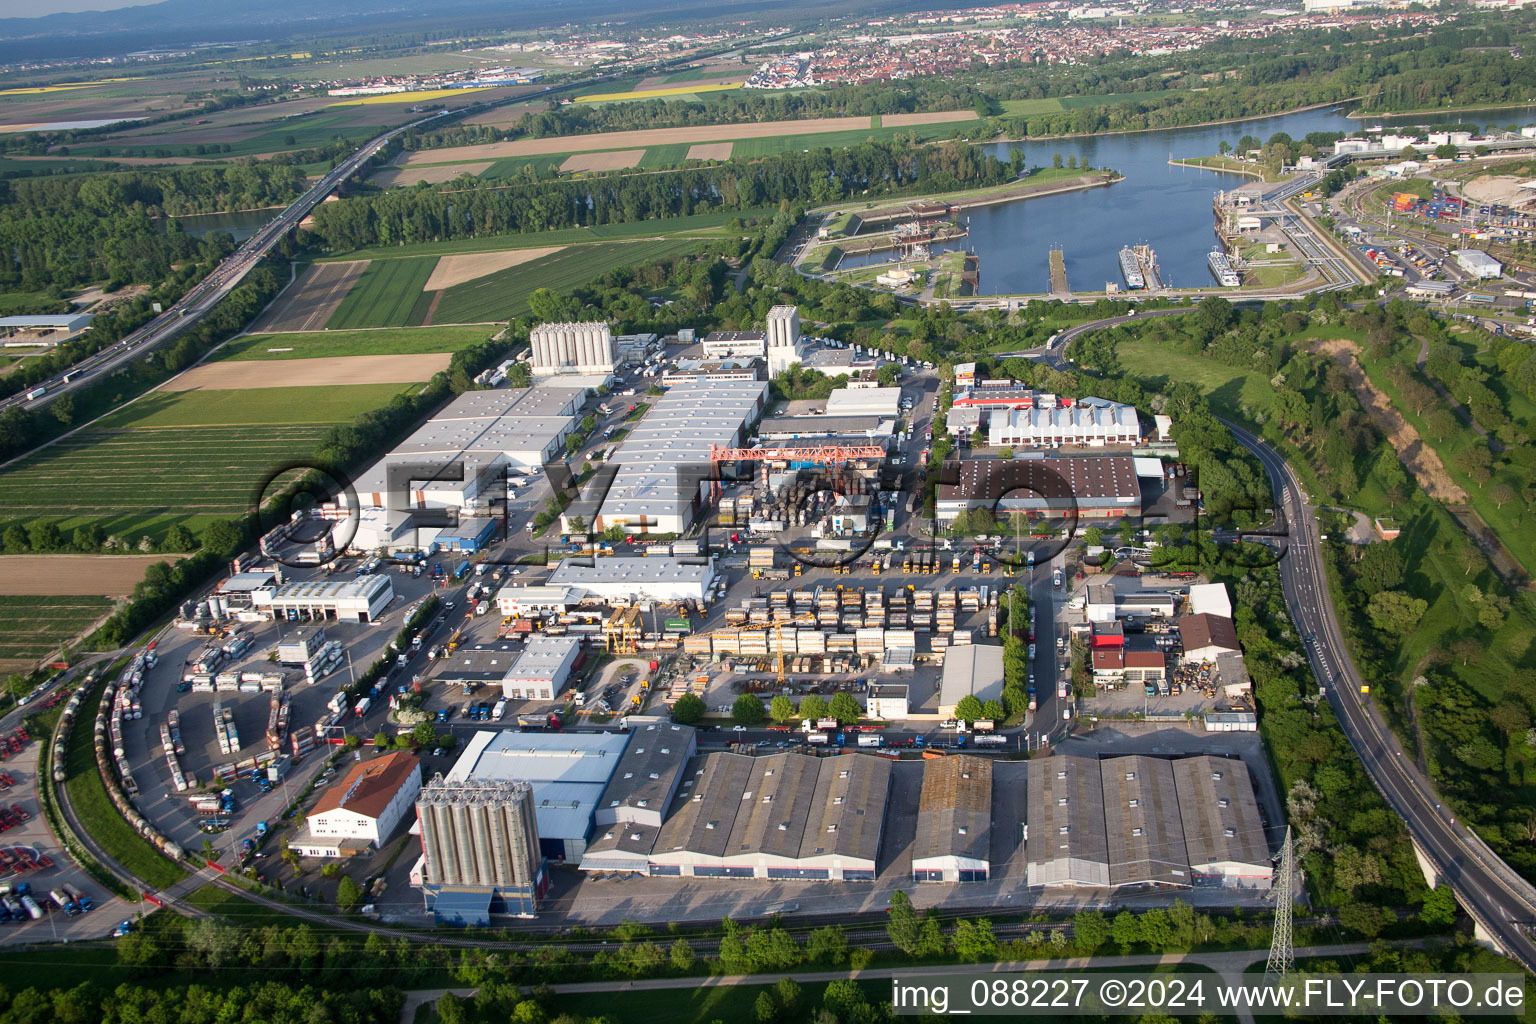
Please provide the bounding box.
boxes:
[1049,249,1069,295]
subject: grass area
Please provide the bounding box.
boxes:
[1239,244,1307,288]
[95,384,422,428]
[728,120,978,159]
[1000,89,1184,117]
[63,670,187,889]
[326,256,437,329]
[186,882,304,927]
[662,67,749,84]
[1114,336,1273,419]
[215,325,493,362]
[478,153,573,180]
[638,143,692,169]
[0,595,113,666]
[549,980,890,1024]
[433,239,703,322]
[320,208,763,261]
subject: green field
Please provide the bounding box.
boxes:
[478,153,574,180]
[1001,89,1184,117]
[326,256,437,329]
[1114,337,1274,418]
[216,325,493,362]
[728,120,977,158]
[96,384,422,428]
[432,239,702,322]
[662,66,749,84]
[321,208,765,261]
[0,595,113,666]
[639,143,692,168]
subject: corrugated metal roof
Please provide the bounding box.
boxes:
[913,755,991,864]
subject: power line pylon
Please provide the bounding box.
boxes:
[1266,825,1294,983]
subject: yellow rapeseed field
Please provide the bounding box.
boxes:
[329,87,491,106]
[576,82,742,103]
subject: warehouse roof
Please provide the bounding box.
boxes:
[1026,755,1110,887]
[726,754,824,860]
[1100,756,1190,889]
[825,387,901,417]
[494,585,580,608]
[800,754,891,862]
[1187,583,1232,618]
[758,415,891,437]
[547,556,714,591]
[0,314,93,331]
[938,644,1005,710]
[657,752,756,859]
[1178,613,1241,655]
[936,455,1141,508]
[255,576,390,603]
[310,751,418,821]
[913,755,992,865]
[1172,757,1271,876]
[505,636,580,684]
[597,723,696,819]
[446,729,629,785]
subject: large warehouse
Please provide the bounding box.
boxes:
[912,755,993,882]
[986,401,1141,449]
[577,722,698,873]
[442,730,631,862]
[587,379,769,535]
[938,644,1005,718]
[936,455,1143,523]
[543,556,717,605]
[431,636,583,701]
[348,381,590,551]
[583,749,892,880]
[251,575,395,623]
[1026,755,1271,891]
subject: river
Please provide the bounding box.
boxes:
[845,104,1536,295]
[165,207,279,242]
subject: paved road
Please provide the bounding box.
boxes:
[1224,421,1536,971]
[3,112,446,419]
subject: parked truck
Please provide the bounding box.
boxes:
[856,734,882,748]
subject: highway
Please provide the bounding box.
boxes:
[3,111,447,416]
[1223,420,1536,971]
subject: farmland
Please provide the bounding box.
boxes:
[431,239,702,323]
[0,596,114,670]
[325,256,437,329]
[0,555,178,596]
[215,325,493,361]
[319,208,762,261]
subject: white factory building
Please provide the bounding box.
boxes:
[494,585,581,617]
[345,381,590,552]
[251,575,395,623]
[1453,249,1503,280]
[937,644,1005,719]
[699,306,804,378]
[1186,583,1233,619]
[293,751,421,857]
[530,321,619,376]
[986,400,1141,448]
[501,636,582,700]
[825,386,902,419]
[542,556,717,605]
[583,379,768,535]
[444,730,632,861]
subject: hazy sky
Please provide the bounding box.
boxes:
[6,0,152,15]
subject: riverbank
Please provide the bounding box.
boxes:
[815,169,1119,221]
[1169,156,1265,180]
[996,98,1358,145]
[1346,100,1536,120]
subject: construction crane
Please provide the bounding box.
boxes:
[605,606,641,655]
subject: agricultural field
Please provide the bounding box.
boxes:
[430,239,701,322]
[0,382,414,542]
[216,325,493,361]
[325,256,437,329]
[0,596,114,671]
[249,260,368,334]
[0,555,176,596]
[320,207,762,261]
[164,353,449,391]
[639,143,694,168]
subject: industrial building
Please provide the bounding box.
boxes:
[1178,613,1242,662]
[585,379,769,535]
[1027,755,1271,891]
[251,575,395,623]
[294,751,421,858]
[416,775,548,922]
[825,386,902,419]
[1186,583,1233,619]
[441,729,631,862]
[542,556,717,605]
[661,357,762,385]
[499,635,582,701]
[699,306,804,378]
[912,755,993,882]
[935,455,1142,523]
[0,313,94,344]
[867,684,910,719]
[938,644,1005,718]
[1454,249,1503,280]
[494,585,581,617]
[639,750,892,880]
[986,400,1141,449]
[577,723,699,873]
[758,414,895,442]
[347,381,589,552]
[530,321,618,376]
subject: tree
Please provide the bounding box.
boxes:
[754,991,777,1024]
[1366,590,1427,635]
[335,874,364,912]
[775,978,803,1018]
[1052,152,1063,169]
[1455,443,1493,486]
[1419,885,1458,928]
[953,694,984,723]
[1111,910,1142,952]
[827,691,861,724]
[886,890,920,955]
[950,918,998,961]
[799,694,828,721]
[672,692,705,724]
[769,695,798,724]
[1072,910,1110,953]
[1,524,26,553]
[200,519,246,559]
[670,936,695,972]
[1337,902,1386,939]
[1490,482,1517,509]
[981,699,1006,723]
[1353,542,1404,596]
[373,731,392,750]
[412,721,438,746]
[732,693,766,726]
[162,523,195,552]
[1435,143,1460,160]
[1424,409,1458,441]
[436,992,468,1024]
[27,520,61,552]
[877,362,901,386]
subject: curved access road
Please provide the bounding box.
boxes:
[4,111,448,417]
[1224,420,1536,971]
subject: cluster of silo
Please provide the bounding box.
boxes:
[417,775,541,889]
[530,322,616,375]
